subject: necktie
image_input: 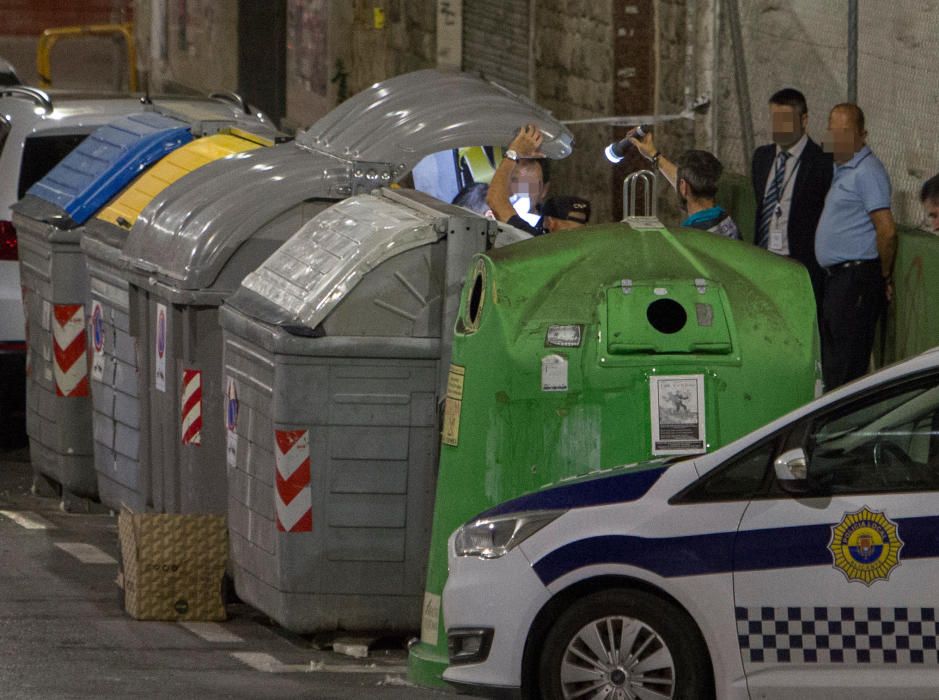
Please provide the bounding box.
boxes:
[758,150,791,248]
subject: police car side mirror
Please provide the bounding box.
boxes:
[774,448,810,494]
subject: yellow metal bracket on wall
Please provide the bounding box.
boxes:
[37,23,138,91]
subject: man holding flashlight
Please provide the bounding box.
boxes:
[628,130,740,239]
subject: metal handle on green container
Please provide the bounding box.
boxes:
[622,169,657,220]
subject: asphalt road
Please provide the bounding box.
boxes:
[0,446,460,699]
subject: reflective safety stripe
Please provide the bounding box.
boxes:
[52,303,88,397]
[181,369,202,446]
[274,429,312,533]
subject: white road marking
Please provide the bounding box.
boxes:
[0,510,56,530]
[53,542,117,564]
[230,652,407,674]
[179,622,244,643]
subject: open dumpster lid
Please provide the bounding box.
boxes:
[14,111,192,227]
[121,69,572,292]
[297,69,574,178]
[227,188,476,329]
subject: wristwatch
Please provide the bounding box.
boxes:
[505,149,519,162]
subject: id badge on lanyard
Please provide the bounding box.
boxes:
[769,206,783,252]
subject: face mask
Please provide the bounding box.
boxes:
[511,195,541,227]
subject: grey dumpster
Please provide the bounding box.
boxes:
[219,188,497,632]
[82,128,276,512]
[115,68,572,517]
[14,112,194,502]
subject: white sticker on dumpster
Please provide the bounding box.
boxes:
[155,303,167,392]
[225,377,238,470]
[90,301,105,382]
[420,592,441,645]
[541,354,569,392]
[650,374,706,456]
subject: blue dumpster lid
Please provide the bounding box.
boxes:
[22,111,193,226]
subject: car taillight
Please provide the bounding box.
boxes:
[0,220,16,261]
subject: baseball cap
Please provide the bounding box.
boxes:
[541,196,591,224]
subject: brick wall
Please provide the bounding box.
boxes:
[0,0,127,36]
[534,0,615,223]
[652,0,694,224]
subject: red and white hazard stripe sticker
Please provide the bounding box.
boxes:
[181,368,202,446]
[274,429,312,533]
[52,303,88,397]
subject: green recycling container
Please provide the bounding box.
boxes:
[408,218,821,687]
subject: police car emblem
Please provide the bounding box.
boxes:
[829,506,903,586]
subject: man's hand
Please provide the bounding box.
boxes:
[628,127,658,162]
[488,124,544,224]
[885,278,894,304]
[509,124,544,158]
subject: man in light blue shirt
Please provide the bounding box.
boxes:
[815,103,896,389]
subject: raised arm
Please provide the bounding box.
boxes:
[487,124,544,223]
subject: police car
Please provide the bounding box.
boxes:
[442,349,939,699]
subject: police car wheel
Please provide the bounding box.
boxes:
[537,588,712,700]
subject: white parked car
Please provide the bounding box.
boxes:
[443,348,939,699]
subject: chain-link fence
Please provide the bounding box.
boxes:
[712,0,939,229]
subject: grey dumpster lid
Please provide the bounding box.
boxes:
[226,188,472,329]
[121,69,572,292]
[297,69,573,177]
[120,144,362,289]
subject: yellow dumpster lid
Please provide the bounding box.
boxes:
[96,131,269,229]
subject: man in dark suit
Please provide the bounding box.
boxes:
[752,88,832,311]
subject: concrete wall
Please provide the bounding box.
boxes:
[136,0,238,95]
[281,0,438,130]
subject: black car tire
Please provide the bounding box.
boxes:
[537,588,713,700]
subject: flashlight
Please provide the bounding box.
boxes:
[604,125,648,164]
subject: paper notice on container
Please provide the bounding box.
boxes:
[155,303,167,392]
[442,364,464,447]
[541,354,569,392]
[650,375,706,456]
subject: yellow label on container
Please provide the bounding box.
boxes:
[442,397,462,446]
[373,7,385,29]
[447,363,465,400]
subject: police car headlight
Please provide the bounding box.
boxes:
[454,510,565,559]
